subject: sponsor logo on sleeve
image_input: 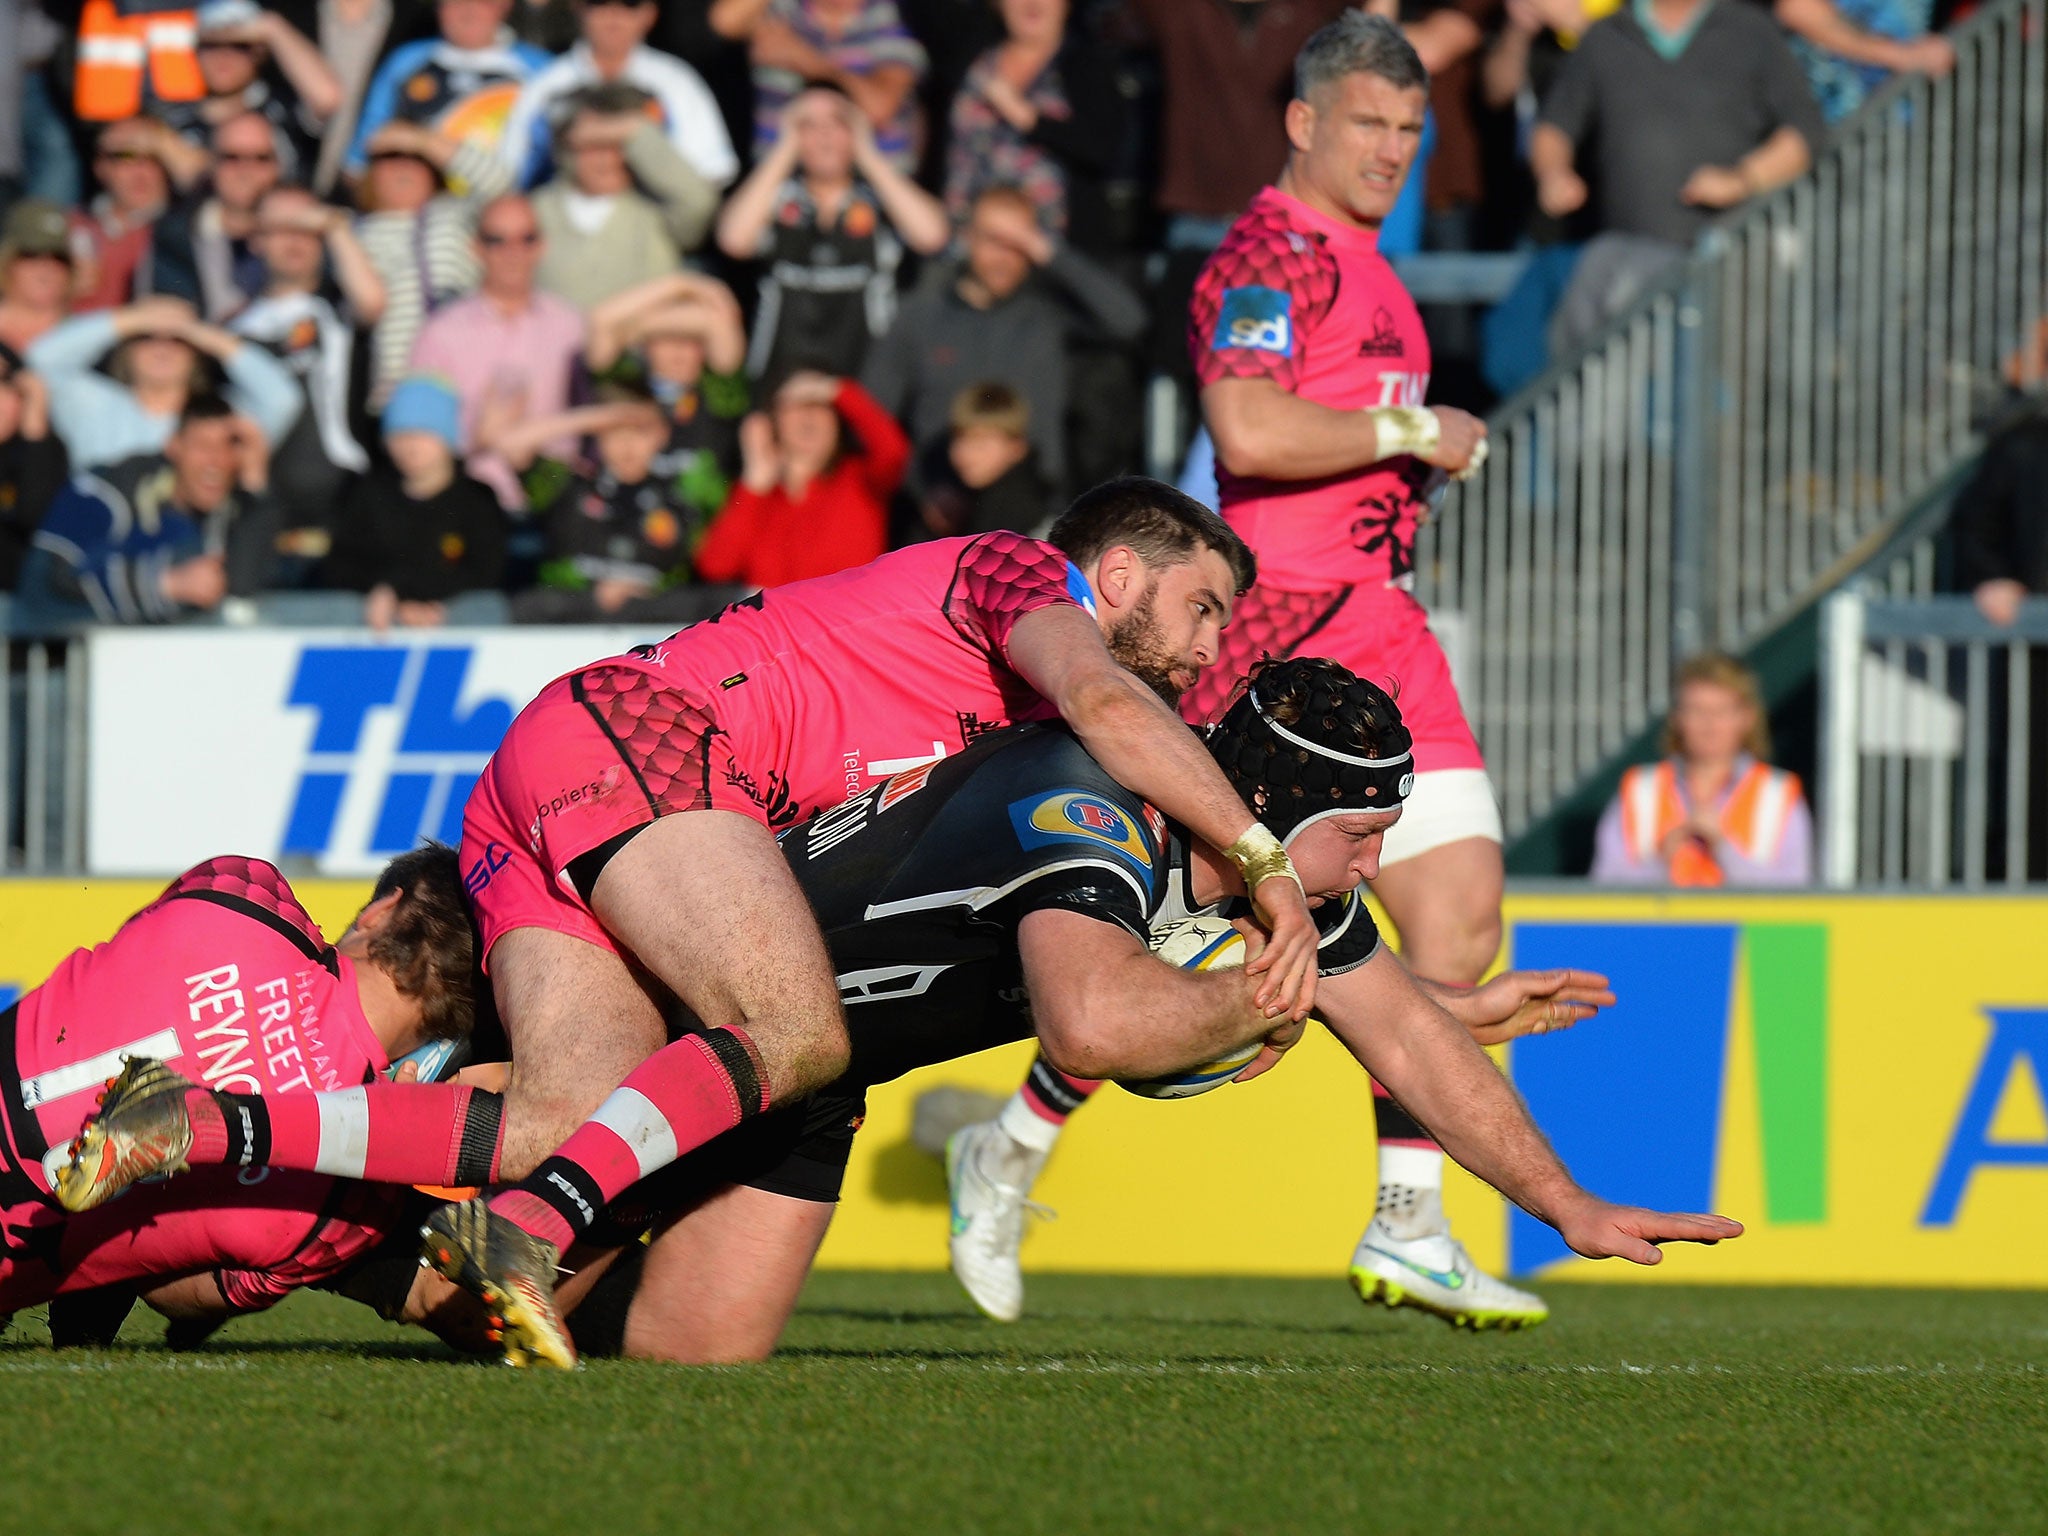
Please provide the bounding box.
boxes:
[1213,285,1294,356]
[1008,793,1156,872]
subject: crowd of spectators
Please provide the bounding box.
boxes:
[0,0,1963,633]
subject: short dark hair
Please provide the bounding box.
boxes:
[566,81,655,123]
[1049,476,1257,594]
[1295,12,1427,102]
[176,392,236,433]
[364,842,483,1045]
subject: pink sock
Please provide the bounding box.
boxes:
[491,1027,769,1252]
[182,1083,504,1185]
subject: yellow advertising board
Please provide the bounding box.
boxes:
[5,881,2045,1286]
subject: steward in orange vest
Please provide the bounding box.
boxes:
[75,0,203,123]
[1611,757,1807,887]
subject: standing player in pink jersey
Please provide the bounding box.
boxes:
[948,15,1544,1332]
[3,849,485,1337]
[64,480,1326,1369]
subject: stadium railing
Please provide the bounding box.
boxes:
[1820,590,2048,888]
[1416,0,2047,845]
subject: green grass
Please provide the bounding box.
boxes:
[5,1276,2043,1536]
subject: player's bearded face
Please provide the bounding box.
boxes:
[1105,577,1191,705]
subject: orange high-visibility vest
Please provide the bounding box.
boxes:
[1618,758,1803,887]
[75,0,203,123]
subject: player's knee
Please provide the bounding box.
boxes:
[743,1008,850,1103]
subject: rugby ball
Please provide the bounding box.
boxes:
[1116,915,1264,1099]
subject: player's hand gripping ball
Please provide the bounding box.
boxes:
[1117,915,1266,1099]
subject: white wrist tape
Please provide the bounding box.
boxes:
[1363,406,1440,463]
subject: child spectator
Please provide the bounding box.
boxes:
[352,119,515,409]
[585,271,751,531]
[919,381,1048,539]
[694,366,907,589]
[17,394,280,625]
[481,384,724,622]
[532,85,720,310]
[324,373,508,629]
[715,83,948,381]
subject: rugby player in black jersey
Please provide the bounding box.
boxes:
[348,655,1735,1365]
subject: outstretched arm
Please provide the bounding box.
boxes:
[1315,947,1742,1262]
[1004,602,1319,1021]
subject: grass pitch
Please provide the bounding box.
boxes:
[4,1275,2041,1536]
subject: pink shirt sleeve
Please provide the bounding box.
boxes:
[942,531,1084,658]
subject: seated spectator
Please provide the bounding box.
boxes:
[408,193,584,509]
[482,384,729,622]
[70,117,209,312]
[500,0,739,191]
[1776,0,1953,124]
[142,111,287,321]
[713,0,929,171]
[0,365,70,592]
[944,0,1123,252]
[18,394,280,625]
[1591,653,1811,886]
[585,270,750,524]
[163,0,342,184]
[27,294,301,470]
[345,0,555,182]
[352,119,514,409]
[532,86,719,310]
[228,185,387,543]
[323,373,508,628]
[860,183,1143,496]
[694,366,906,589]
[0,201,83,356]
[1532,0,1825,355]
[919,381,1047,538]
[716,83,948,380]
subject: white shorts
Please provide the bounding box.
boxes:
[1378,767,1503,869]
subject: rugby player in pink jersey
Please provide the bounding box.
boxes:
[63,478,1326,1368]
[948,15,1547,1332]
[2,849,485,1337]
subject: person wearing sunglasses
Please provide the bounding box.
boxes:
[140,111,288,323]
[159,0,342,184]
[409,193,584,511]
[71,118,211,313]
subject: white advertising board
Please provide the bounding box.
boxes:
[87,627,652,878]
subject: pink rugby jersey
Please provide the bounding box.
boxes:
[604,531,1090,826]
[1190,185,1439,594]
[0,858,396,1311]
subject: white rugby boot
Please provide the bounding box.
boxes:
[1348,1188,1549,1332]
[945,1119,1052,1323]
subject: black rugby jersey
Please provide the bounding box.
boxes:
[784,722,1381,1092]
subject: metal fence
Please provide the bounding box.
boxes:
[1820,592,2048,888]
[1417,0,2047,840]
[2,636,85,873]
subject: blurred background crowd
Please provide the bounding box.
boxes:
[0,0,1969,639]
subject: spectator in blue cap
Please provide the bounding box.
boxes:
[323,372,508,630]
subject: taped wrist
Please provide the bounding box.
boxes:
[1224,823,1303,895]
[1362,406,1440,462]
